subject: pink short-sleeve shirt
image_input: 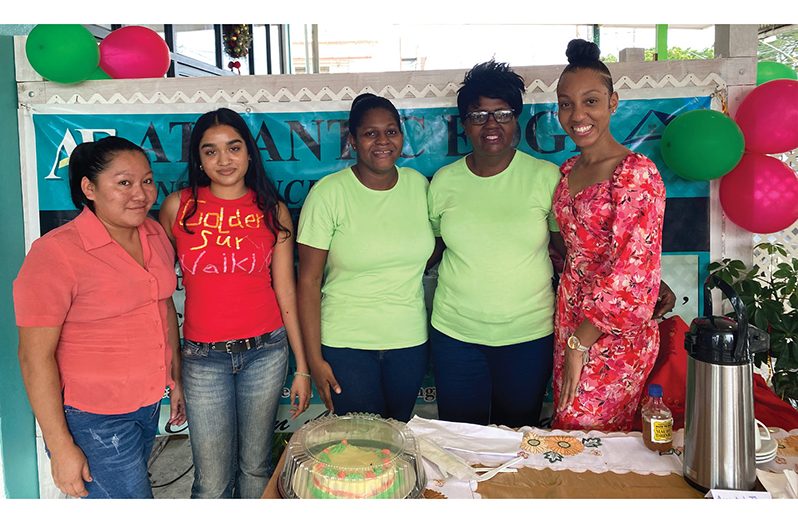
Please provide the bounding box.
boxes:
[13,207,177,415]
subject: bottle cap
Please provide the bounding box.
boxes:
[648,384,663,397]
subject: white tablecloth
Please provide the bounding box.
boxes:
[407,416,798,499]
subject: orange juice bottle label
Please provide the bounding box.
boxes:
[650,418,673,443]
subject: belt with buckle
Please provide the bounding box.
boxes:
[202,334,266,354]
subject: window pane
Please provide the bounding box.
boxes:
[174,24,216,66]
[252,24,283,75]
[598,25,715,61]
[313,24,595,73]
[116,25,166,47]
[303,24,718,73]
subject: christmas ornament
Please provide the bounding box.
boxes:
[222,25,251,60]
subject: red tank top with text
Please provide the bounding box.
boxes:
[172,187,283,342]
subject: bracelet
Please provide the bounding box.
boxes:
[294,371,311,378]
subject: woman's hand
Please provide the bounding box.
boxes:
[289,373,312,419]
[168,383,187,427]
[653,280,676,319]
[558,348,586,411]
[50,442,92,498]
[310,360,341,413]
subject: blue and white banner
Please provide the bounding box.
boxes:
[26,95,713,432]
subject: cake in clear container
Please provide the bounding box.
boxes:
[277,413,426,499]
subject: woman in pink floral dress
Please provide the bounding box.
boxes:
[551,39,666,432]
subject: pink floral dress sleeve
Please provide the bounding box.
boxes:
[580,154,666,335]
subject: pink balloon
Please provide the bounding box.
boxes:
[734,79,798,154]
[99,26,170,79]
[719,152,798,234]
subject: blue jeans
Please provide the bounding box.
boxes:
[321,343,428,422]
[181,326,288,499]
[430,327,553,428]
[62,401,160,499]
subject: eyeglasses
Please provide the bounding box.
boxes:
[464,109,516,125]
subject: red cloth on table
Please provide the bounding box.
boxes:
[631,315,798,431]
[632,316,688,431]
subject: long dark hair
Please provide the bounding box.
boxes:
[69,136,147,212]
[181,108,288,240]
[560,39,614,94]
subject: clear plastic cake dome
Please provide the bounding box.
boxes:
[278,413,426,499]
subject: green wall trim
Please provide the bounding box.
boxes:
[0,34,39,499]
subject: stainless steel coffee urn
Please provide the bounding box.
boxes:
[682,275,768,492]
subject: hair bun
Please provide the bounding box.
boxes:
[565,39,601,65]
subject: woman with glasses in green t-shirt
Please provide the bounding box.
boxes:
[427,60,675,429]
[297,94,435,422]
[426,60,563,428]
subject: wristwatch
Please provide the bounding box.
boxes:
[567,335,590,352]
[567,335,590,364]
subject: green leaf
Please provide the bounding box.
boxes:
[752,309,770,332]
[729,260,747,271]
[762,300,784,318]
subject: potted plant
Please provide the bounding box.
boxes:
[708,242,798,409]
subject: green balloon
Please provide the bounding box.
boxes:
[26,24,99,84]
[757,61,798,85]
[84,66,111,80]
[660,110,744,181]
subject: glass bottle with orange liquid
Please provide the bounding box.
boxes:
[642,383,673,452]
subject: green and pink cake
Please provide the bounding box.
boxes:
[291,439,415,499]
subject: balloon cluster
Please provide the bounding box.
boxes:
[25,24,170,83]
[660,61,798,234]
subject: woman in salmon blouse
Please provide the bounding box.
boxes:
[14,136,185,498]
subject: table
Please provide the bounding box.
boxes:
[262,417,798,499]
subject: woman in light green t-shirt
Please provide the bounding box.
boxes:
[426,60,563,429]
[427,61,676,429]
[297,94,435,422]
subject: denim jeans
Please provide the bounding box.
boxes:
[62,401,160,499]
[321,343,428,422]
[430,327,553,428]
[181,326,288,499]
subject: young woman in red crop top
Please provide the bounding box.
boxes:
[159,108,310,499]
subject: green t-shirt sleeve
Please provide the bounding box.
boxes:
[543,161,562,233]
[297,181,335,250]
[427,176,442,237]
[548,210,560,232]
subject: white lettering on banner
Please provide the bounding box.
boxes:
[45,129,117,180]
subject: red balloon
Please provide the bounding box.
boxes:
[734,79,798,154]
[99,26,170,79]
[719,152,798,234]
